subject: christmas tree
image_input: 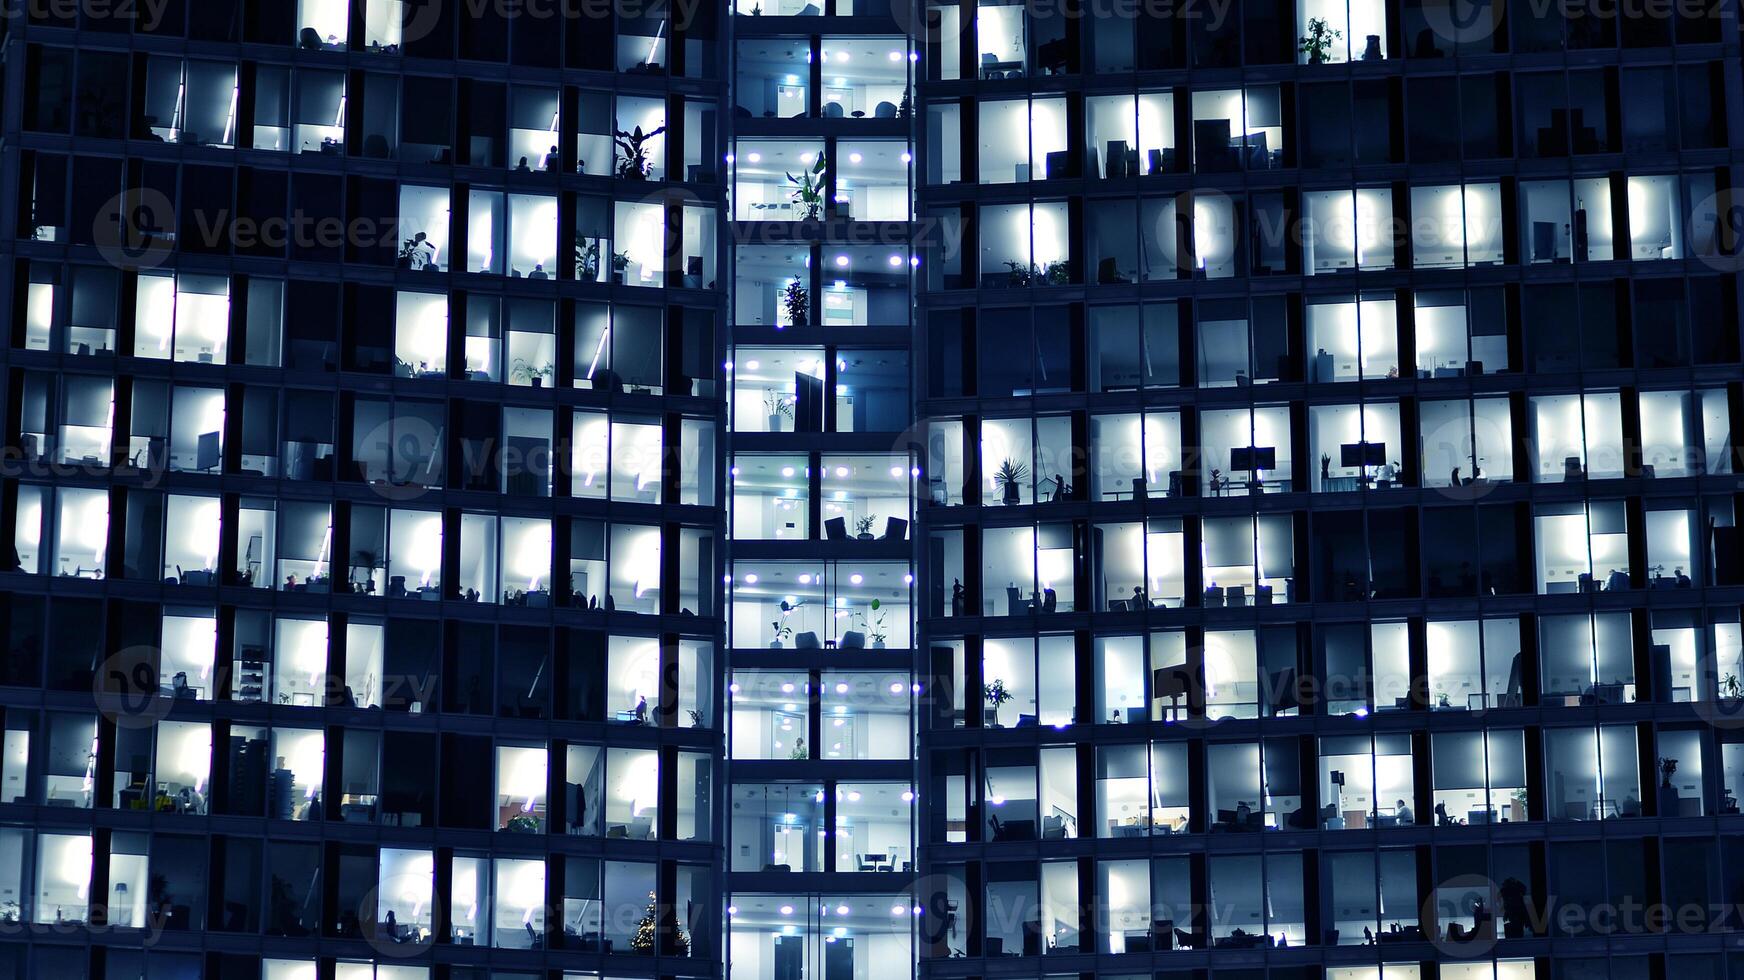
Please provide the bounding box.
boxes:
[629,891,690,956]
[631,892,658,953]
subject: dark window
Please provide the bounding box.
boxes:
[1409,78,1459,163]
[25,47,72,133]
[74,51,128,139]
[928,310,966,398]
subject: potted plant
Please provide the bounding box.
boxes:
[854,516,876,541]
[1044,261,1070,285]
[613,123,667,180]
[0,900,18,924]
[1499,878,1531,938]
[611,250,633,284]
[510,358,554,388]
[1300,17,1342,64]
[1657,756,1682,817]
[993,458,1028,506]
[1003,260,1035,287]
[866,598,887,648]
[688,708,705,728]
[984,678,1014,727]
[769,619,793,648]
[349,549,381,592]
[786,155,827,220]
[782,278,810,326]
[1722,672,1742,699]
[1320,452,1332,481]
[763,391,794,431]
[396,234,425,270]
[574,236,602,280]
[506,813,541,833]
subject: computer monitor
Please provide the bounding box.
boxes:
[1230,446,1276,471]
[1339,442,1390,468]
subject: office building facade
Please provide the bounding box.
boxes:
[2,0,1744,979]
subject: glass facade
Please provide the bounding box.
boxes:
[0,0,1743,979]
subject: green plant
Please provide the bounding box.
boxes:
[856,597,888,646]
[1300,17,1342,63]
[786,155,827,220]
[783,278,810,326]
[1723,673,1742,699]
[1003,260,1036,287]
[510,358,554,386]
[854,516,876,537]
[613,124,667,180]
[0,900,18,923]
[993,459,1029,501]
[349,549,381,590]
[574,236,602,279]
[1043,261,1070,285]
[506,813,541,833]
[984,678,1014,725]
[770,619,793,645]
[763,391,794,422]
